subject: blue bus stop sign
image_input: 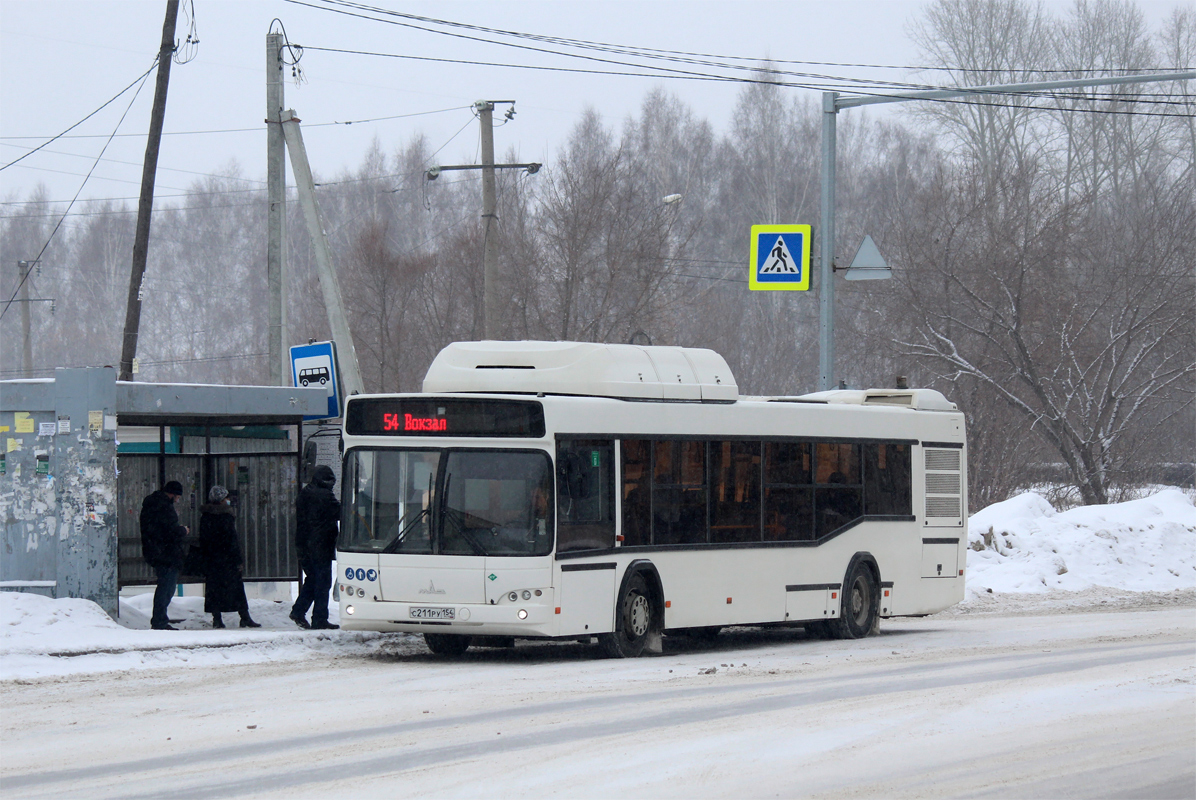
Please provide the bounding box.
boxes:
[290,341,342,420]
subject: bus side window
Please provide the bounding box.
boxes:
[814,442,862,538]
[556,439,615,552]
[652,440,707,545]
[763,441,813,541]
[864,443,912,516]
[711,441,761,543]
[620,440,651,547]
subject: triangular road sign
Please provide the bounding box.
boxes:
[760,235,799,274]
[844,235,891,281]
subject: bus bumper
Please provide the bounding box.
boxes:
[338,598,556,637]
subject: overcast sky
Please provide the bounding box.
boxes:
[0,0,1185,208]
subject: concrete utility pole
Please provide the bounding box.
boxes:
[18,260,32,378]
[477,101,500,339]
[266,31,288,386]
[119,0,179,383]
[280,111,365,397]
[427,100,540,340]
[816,69,1196,392]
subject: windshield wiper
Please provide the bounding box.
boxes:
[442,506,487,556]
[382,507,430,554]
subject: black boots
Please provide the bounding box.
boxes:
[212,614,225,629]
[239,615,261,628]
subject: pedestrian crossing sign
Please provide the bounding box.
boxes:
[749,224,811,291]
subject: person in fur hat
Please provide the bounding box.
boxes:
[199,485,260,629]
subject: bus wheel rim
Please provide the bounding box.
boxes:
[628,594,650,637]
[851,578,868,625]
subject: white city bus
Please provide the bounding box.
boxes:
[336,341,967,657]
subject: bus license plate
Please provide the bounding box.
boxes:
[409,606,455,620]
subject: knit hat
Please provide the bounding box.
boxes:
[163,480,184,496]
[208,485,229,503]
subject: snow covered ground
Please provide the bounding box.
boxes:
[1,489,1193,681]
[1,490,1193,798]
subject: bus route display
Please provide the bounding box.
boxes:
[345,398,545,438]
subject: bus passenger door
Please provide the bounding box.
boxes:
[557,565,616,636]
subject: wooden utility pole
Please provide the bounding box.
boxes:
[266,32,288,385]
[119,0,179,382]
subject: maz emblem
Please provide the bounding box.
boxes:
[418,580,446,595]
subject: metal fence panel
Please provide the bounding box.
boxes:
[117,453,297,585]
[212,454,298,580]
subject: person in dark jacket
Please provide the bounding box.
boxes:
[290,465,341,630]
[199,485,261,629]
[140,480,189,630]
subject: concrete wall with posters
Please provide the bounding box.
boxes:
[1,368,120,615]
[2,370,326,617]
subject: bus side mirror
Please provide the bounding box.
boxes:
[303,439,319,483]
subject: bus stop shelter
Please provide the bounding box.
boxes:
[0,367,327,616]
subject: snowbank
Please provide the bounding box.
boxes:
[965,488,1196,599]
[0,591,409,680]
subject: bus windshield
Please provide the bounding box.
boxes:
[340,448,553,557]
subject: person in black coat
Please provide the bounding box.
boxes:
[199,485,260,629]
[140,480,189,630]
[289,465,341,630]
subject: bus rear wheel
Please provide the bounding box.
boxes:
[830,562,879,640]
[424,633,472,656]
[600,573,653,658]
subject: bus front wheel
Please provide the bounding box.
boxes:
[830,562,879,639]
[600,573,653,658]
[424,633,472,656]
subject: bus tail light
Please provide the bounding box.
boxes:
[555,607,561,614]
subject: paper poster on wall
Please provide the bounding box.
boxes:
[38,422,56,437]
[88,411,103,432]
[6,438,19,453]
[57,417,70,434]
[14,412,34,433]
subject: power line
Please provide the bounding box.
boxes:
[0,174,481,219]
[292,0,1195,112]
[305,0,1190,76]
[0,59,158,172]
[299,43,1194,119]
[289,0,937,94]
[0,351,272,378]
[0,105,468,142]
[0,141,269,185]
[1,60,155,322]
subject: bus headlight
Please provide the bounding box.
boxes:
[508,591,518,602]
[517,609,528,620]
[345,605,355,615]
[357,587,365,598]
[521,590,531,600]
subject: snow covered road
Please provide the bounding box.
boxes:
[3,603,1193,799]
